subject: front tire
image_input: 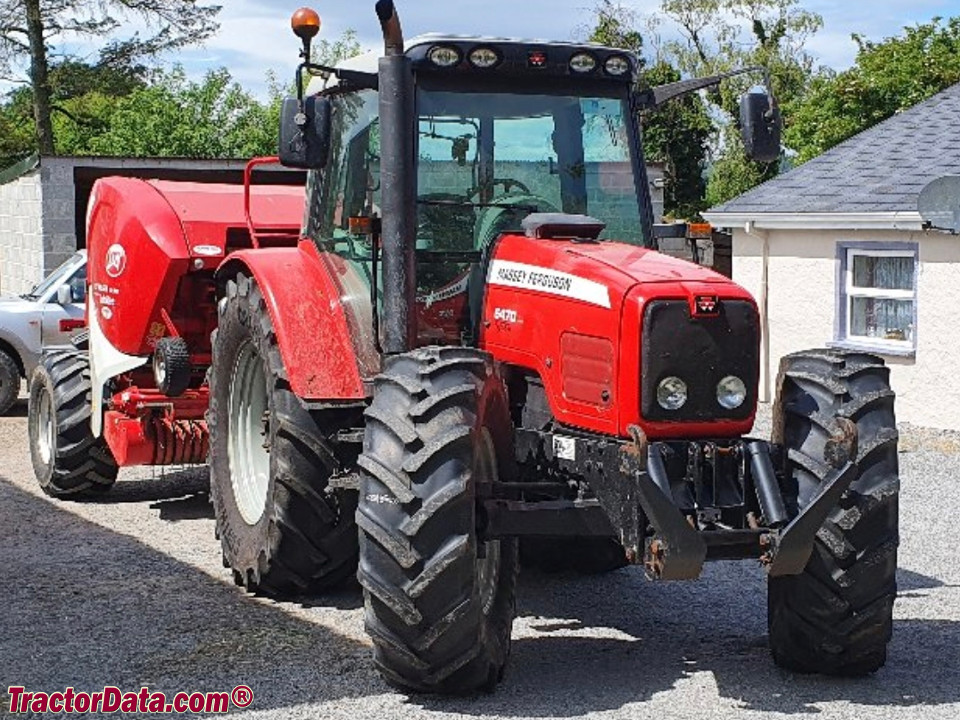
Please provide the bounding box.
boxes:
[769,348,899,675]
[208,273,359,597]
[28,350,118,497]
[358,347,519,694]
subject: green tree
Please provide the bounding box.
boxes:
[785,17,960,163]
[653,0,823,205]
[62,67,274,158]
[0,0,220,155]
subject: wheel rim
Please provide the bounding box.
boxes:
[227,341,271,525]
[36,386,54,467]
[154,353,166,386]
[475,429,501,615]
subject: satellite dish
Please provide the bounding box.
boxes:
[918,175,960,233]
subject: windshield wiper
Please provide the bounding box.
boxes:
[417,199,539,213]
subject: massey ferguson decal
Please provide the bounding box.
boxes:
[105,244,127,278]
[488,259,611,309]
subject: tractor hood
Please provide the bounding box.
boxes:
[563,240,729,285]
[487,233,752,315]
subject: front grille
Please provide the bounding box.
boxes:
[641,299,759,422]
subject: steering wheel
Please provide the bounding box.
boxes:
[468,178,531,200]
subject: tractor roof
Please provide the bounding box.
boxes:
[306,35,639,95]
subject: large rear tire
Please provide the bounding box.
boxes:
[769,348,899,675]
[28,350,118,497]
[208,273,359,597]
[0,349,19,415]
[358,347,519,694]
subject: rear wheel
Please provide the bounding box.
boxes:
[358,347,519,694]
[769,348,899,675]
[208,272,359,597]
[28,350,118,497]
[0,349,19,415]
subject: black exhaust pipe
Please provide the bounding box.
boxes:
[375,0,417,354]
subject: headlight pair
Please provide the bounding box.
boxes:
[655,375,747,411]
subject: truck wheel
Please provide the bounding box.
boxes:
[154,336,191,397]
[769,348,898,675]
[28,350,118,497]
[358,347,519,694]
[519,537,627,574]
[0,349,19,415]
[208,273,359,597]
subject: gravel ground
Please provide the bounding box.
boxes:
[1,391,959,720]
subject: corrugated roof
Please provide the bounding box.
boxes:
[709,81,960,215]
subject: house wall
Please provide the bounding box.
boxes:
[0,169,45,296]
[732,226,959,429]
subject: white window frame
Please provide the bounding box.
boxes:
[835,243,918,355]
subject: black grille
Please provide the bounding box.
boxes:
[641,299,759,422]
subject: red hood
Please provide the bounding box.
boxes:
[565,241,730,284]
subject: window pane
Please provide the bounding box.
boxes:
[852,254,914,290]
[850,297,914,341]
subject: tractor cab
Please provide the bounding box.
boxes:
[284,32,653,348]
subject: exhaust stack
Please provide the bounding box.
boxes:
[375,0,417,354]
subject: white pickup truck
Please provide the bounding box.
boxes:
[0,251,87,414]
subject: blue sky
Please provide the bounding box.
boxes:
[34,0,960,98]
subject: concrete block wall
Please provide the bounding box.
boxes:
[39,159,79,273]
[0,170,45,296]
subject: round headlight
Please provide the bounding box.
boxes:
[428,45,462,68]
[717,376,747,409]
[469,47,500,68]
[570,52,597,73]
[657,376,688,411]
[604,55,631,76]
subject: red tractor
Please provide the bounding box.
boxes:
[30,0,900,696]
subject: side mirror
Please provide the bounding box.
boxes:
[56,285,72,305]
[279,96,332,169]
[740,92,781,164]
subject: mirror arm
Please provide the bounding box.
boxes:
[642,65,777,112]
[296,61,378,101]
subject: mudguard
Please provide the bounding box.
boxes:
[217,241,373,401]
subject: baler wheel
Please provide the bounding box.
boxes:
[28,350,118,497]
[0,349,19,415]
[768,348,899,676]
[357,346,519,694]
[154,336,192,397]
[208,272,359,597]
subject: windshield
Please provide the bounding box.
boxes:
[307,87,646,258]
[417,89,644,248]
[24,252,85,300]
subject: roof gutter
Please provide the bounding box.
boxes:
[701,210,926,232]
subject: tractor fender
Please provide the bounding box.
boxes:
[216,241,371,401]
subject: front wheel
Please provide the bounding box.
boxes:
[358,347,519,694]
[208,272,359,597]
[768,348,899,675]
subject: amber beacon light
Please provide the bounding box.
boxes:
[291,7,322,38]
